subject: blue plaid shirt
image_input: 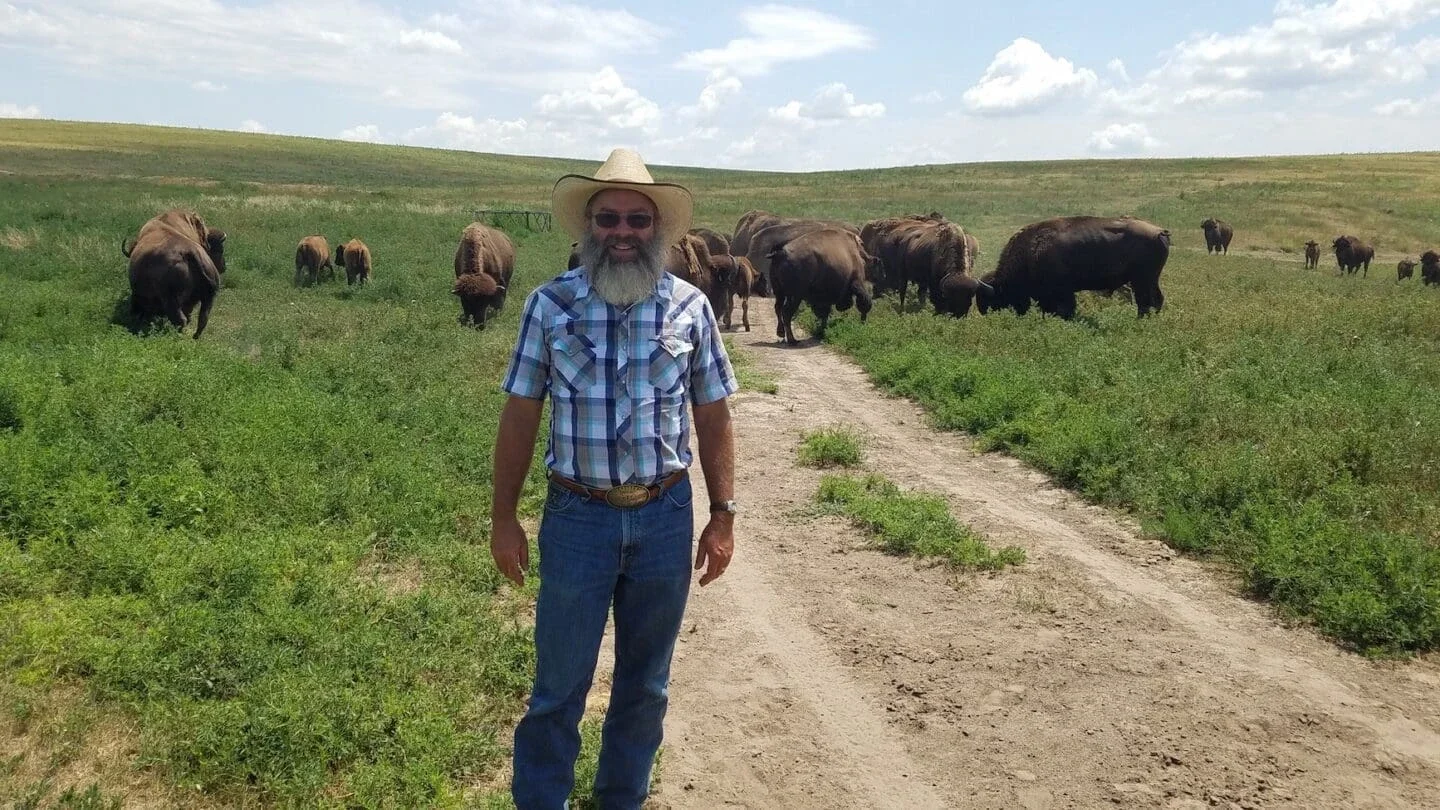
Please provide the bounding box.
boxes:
[502,267,739,488]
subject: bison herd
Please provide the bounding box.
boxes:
[121,204,1439,342]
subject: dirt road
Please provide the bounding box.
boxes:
[651,304,1440,809]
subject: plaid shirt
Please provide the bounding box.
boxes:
[502,267,738,488]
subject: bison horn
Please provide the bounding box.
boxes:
[495,285,506,293]
[978,280,995,291]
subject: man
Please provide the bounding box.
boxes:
[491,147,739,809]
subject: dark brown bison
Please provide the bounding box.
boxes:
[664,233,714,291]
[1332,235,1374,276]
[977,216,1170,319]
[730,210,782,259]
[767,228,873,345]
[124,209,227,338]
[706,253,758,331]
[744,219,860,297]
[932,272,981,317]
[453,223,515,329]
[1201,218,1233,255]
[336,238,372,284]
[294,235,333,285]
[688,227,731,257]
[888,219,972,309]
[1421,250,1440,286]
[1304,240,1320,269]
[1397,259,1416,282]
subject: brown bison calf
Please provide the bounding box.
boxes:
[453,223,515,329]
[1304,240,1320,269]
[706,253,758,331]
[295,235,333,285]
[124,209,227,338]
[335,239,372,284]
[767,228,873,345]
[1398,259,1416,281]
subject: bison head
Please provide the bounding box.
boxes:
[1421,250,1440,266]
[453,272,505,329]
[205,230,227,274]
[974,272,1000,314]
[1201,218,1218,233]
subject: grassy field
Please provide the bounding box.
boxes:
[2,120,1439,804]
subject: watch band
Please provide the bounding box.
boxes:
[710,499,738,514]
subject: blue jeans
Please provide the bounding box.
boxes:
[512,476,695,810]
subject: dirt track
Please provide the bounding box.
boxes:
[647,303,1440,809]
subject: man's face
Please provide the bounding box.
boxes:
[586,188,658,263]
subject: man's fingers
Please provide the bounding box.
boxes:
[694,545,706,570]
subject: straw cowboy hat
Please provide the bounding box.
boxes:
[552,148,693,250]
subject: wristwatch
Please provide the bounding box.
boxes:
[710,499,739,514]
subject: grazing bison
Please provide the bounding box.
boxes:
[977,216,1170,319]
[1304,240,1320,269]
[1201,218,1233,255]
[1421,251,1440,286]
[707,253,759,331]
[767,228,873,345]
[1332,235,1374,276]
[932,272,981,318]
[688,227,731,257]
[1397,259,1416,282]
[294,235,333,285]
[336,238,372,284]
[665,233,713,291]
[124,209,227,338]
[452,223,515,329]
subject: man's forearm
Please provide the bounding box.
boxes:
[692,399,734,505]
[492,395,545,521]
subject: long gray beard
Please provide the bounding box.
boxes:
[579,232,666,308]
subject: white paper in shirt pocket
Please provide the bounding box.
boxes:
[649,333,693,394]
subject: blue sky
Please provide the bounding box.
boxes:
[3,1,1439,170]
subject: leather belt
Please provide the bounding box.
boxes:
[547,469,687,509]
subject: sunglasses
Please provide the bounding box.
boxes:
[591,211,654,229]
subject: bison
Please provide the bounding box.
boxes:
[295,235,333,286]
[453,223,515,329]
[706,253,759,331]
[688,227,731,257]
[1304,240,1320,269]
[336,238,372,284]
[1397,259,1416,282]
[1201,218,1233,255]
[123,209,227,338]
[664,233,713,291]
[767,228,873,345]
[977,216,1170,319]
[932,272,981,318]
[1332,235,1374,276]
[1421,250,1440,286]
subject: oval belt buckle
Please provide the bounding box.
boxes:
[605,483,650,509]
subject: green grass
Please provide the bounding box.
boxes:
[818,474,1025,570]
[2,118,1440,801]
[797,426,865,468]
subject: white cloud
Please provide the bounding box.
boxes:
[963,38,1098,115]
[1087,122,1160,154]
[1373,97,1425,115]
[0,0,664,111]
[685,75,743,119]
[339,124,384,142]
[397,29,462,55]
[238,119,268,133]
[769,83,884,128]
[191,80,227,93]
[0,102,41,118]
[402,111,576,157]
[1107,58,1130,83]
[677,5,873,77]
[535,66,660,132]
[911,90,944,104]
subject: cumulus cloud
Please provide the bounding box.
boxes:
[535,66,660,132]
[1373,97,1425,115]
[397,29,462,55]
[911,90,944,104]
[769,83,884,128]
[238,119,268,133]
[0,102,41,118]
[1087,122,1160,154]
[339,124,384,142]
[677,5,873,77]
[963,38,1098,115]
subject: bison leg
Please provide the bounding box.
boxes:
[191,295,214,339]
[812,302,832,340]
[164,300,188,330]
[774,296,787,340]
[781,297,804,345]
[741,295,750,332]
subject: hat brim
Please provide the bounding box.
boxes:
[552,175,693,251]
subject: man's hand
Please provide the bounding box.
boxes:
[491,516,530,587]
[694,515,734,586]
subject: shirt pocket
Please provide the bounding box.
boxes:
[551,333,598,392]
[648,333,694,396]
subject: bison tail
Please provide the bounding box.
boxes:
[852,279,873,322]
